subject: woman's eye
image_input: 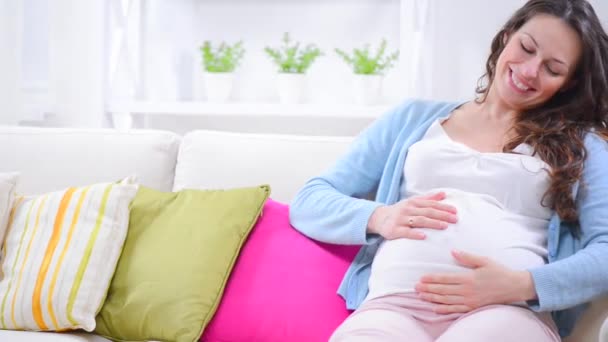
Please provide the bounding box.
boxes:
[520,42,534,54]
[546,65,560,76]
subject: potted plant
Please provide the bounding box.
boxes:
[264,33,323,104]
[335,39,399,105]
[199,40,245,102]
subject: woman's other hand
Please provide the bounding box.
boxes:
[415,250,538,313]
[367,191,458,240]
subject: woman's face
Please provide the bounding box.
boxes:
[492,14,582,111]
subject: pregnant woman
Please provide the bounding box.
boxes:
[289,0,608,341]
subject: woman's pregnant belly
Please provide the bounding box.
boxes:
[366,189,549,301]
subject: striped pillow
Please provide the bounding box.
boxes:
[0,179,138,332]
[0,173,18,247]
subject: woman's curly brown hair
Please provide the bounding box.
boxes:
[476,0,608,237]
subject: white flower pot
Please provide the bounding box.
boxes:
[276,73,307,104]
[203,72,234,102]
[353,74,383,105]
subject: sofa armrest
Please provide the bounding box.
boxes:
[563,296,608,342]
[600,315,608,342]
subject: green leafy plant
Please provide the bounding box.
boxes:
[335,39,399,75]
[200,40,245,73]
[264,33,323,74]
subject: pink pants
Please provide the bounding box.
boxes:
[330,293,561,342]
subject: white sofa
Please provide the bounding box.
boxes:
[0,126,606,342]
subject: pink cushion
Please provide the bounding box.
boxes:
[201,199,359,342]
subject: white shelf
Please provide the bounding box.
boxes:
[107,101,391,119]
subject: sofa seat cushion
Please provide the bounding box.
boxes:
[0,330,111,342]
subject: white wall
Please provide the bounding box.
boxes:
[135,0,400,135]
[11,0,608,133]
[131,0,608,135]
[412,0,526,101]
[140,0,402,104]
[411,0,608,102]
[589,0,608,26]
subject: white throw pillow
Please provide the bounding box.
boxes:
[0,173,18,248]
[0,177,138,332]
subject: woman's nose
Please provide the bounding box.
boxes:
[520,57,542,80]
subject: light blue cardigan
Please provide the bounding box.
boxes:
[289,99,608,337]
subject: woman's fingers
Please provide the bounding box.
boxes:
[412,199,458,214]
[381,192,460,240]
[402,207,458,225]
[403,216,449,230]
[398,228,427,240]
[416,191,446,201]
[418,207,459,224]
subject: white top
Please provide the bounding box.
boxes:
[366,119,553,301]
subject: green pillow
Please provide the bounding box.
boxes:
[94,184,270,342]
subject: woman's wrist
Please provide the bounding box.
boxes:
[367,205,389,235]
[514,270,538,302]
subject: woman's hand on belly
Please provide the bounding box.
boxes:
[367,191,459,240]
[414,250,538,314]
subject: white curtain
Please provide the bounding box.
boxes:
[2,0,53,125]
[49,0,106,127]
[0,0,22,125]
[3,0,106,127]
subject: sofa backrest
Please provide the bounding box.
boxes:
[0,126,181,195]
[173,130,354,202]
[0,126,355,202]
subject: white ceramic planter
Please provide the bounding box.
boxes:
[353,74,383,105]
[276,73,306,104]
[203,72,235,102]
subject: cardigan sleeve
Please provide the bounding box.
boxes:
[289,100,415,245]
[529,133,608,311]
